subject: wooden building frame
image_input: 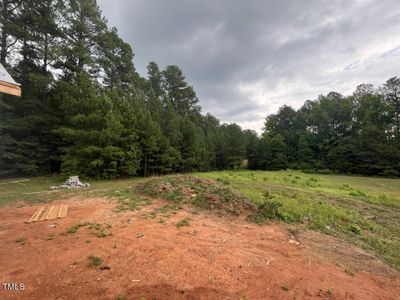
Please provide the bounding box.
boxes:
[0,63,21,97]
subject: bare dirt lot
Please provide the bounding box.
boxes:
[0,196,399,300]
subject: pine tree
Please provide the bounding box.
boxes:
[57,0,107,78]
[56,73,139,178]
[99,27,136,92]
[162,65,200,116]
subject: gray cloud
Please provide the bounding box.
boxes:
[98,0,400,133]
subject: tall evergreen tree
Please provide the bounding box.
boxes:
[162,65,200,116]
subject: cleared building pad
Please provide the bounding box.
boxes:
[26,205,69,223]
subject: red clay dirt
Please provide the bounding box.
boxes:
[0,197,399,300]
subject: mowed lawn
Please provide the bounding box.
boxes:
[1,170,399,269]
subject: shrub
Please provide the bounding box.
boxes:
[88,255,102,267]
[348,190,366,198]
[248,201,283,224]
[176,217,191,228]
[349,224,362,235]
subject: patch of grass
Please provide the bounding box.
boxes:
[348,190,367,198]
[136,175,255,217]
[115,293,126,300]
[149,204,181,220]
[349,224,362,235]
[67,222,112,237]
[216,177,230,185]
[87,255,102,267]
[327,287,334,295]
[88,223,112,238]
[176,217,191,228]
[0,175,146,207]
[66,221,90,234]
[247,200,283,224]
[2,171,399,270]
[101,187,152,212]
[194,170,400,270]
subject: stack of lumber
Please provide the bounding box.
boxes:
[26,205,69,223]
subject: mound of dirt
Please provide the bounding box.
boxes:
[136,175,256,217]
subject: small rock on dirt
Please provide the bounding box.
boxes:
[288,239,300,246]
[100,265,111,270]
[136,232,144,238]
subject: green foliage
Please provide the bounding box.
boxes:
[176,217,191,228]
[66,221,112,237]
[1,0,398,181]
[89,223,112,238]
[252,84,400,176]
[348,190,367,198]
[66,221,90,234]
[87,255,102,267]
[248,201,283,224]
[115,294,127,300]
[107,188,152,212]
[195,170,400,269]
[349,224,362,235]
[136,175,255,216]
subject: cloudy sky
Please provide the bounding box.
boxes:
[98,0,400,133]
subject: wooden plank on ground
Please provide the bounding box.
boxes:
[46,205,60,220]
[58,204,69,218]
[34,207,47,222]
[43,205,55,220]
[26,205,69,223]
[26,206,45,223]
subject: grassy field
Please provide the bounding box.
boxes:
[0,170,399,269]
[0,176,144,206]
[195,170,400,269]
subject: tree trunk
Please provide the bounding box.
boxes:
[1,0,8,64]
[144,154,148,177]
[43,33,48,72]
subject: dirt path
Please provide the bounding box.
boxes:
[0,197,399,300]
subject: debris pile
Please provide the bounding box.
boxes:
[136,175,256,217]
[51,176,90,190]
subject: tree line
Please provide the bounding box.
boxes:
[0,0,399,178]
[0,0,249,178]
[247,81,400,176]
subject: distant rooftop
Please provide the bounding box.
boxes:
[0,63,21,97]
[0,63,19,85]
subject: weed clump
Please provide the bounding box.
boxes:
[176,217,191,228]
[89,223,112,238]
[349,224,362,235]
[247,201,283,224]
[112,188,152,212]
[66,221,90,234]
[66,222,112,237]
[115,294,126,300]
[348,190,366,198]
[88,255,102,267]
